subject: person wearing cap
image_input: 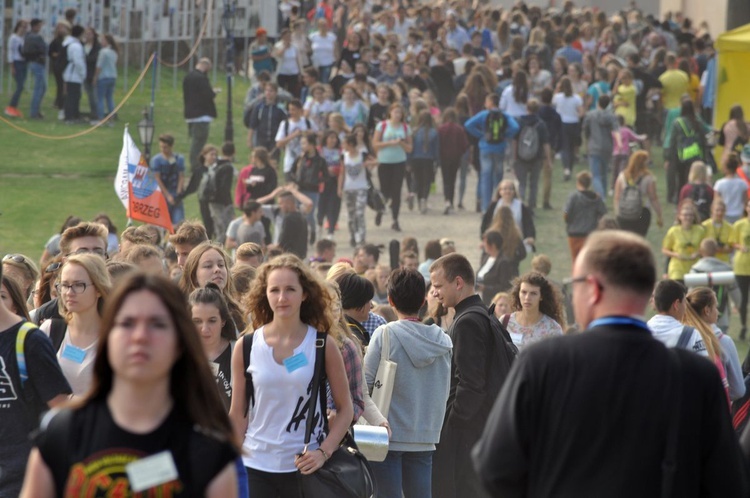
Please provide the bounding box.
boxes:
[23,18,46,119]
[249,27,275,76]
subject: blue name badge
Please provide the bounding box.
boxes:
[283,352,309,373]
[61,344,86,364]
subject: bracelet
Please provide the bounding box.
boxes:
[317,448,329,460]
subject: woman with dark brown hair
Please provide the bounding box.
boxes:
[504,271,564,350]
[20,273,239,497]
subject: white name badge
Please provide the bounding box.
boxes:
[125,451,179,492]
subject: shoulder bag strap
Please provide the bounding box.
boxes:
[303,332,328,446]
[661,350,683,498]
[382,325,390,362]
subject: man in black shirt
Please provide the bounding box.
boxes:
[430,253,511,498]
[257,186,313,259]
[473,230,749,497]
[0,261,71,497]
[627,53,662,150]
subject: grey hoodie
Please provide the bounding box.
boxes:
[364,321,452,451]
[583,108,619,156]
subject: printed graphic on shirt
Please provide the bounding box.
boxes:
[287,379,325,445]
[64,450,183,497]
[0,356,18,403]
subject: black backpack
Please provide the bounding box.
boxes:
[485,110,508,145]
[690,183,711,221]
[466,304,518,402]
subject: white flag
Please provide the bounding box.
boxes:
[114,127,140,210]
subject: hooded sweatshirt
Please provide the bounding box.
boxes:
[582,107,619,157]
[62,35,86,84]
[563,189,607,236]
[364,320,452,451]
[646,314,708,357]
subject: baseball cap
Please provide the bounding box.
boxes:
[742,144,750,163]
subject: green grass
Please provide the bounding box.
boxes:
[0,70,746,360]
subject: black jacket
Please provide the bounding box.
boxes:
[278,211,308,259]
[23,32,47,63]
[477,254,516,305]
[183,69,217,120]
[473,323,749,498]
[212,160,235,206]
[292,153,327,192]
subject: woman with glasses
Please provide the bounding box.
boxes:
[662,200,705,282]
[20,273,239,497]
[40,254,111,396]
[2,254,39,302]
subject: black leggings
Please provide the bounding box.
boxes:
[412,158,434,201]
[317,179,341,234]
[378,161,406,221]
[246,467,300,498]
[737,275,750,330]
[441,157,460,205]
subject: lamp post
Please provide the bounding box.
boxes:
[137,107,155,163]
[222,0,237,143]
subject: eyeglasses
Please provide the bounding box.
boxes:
[45,262,62,273]
[563,276,587,286]
[66,247,107,257]
[3,254,34,270]
[54,282,90,294]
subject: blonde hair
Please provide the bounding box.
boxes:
[687,161,708,183]
[57,254,111,321]
[326,262,355,281]
[683,287,722,361]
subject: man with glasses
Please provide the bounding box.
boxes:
[0,260,71,497]
[473,230,748,496]
[32,222,107,325]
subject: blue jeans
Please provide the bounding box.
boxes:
[168,200,185,225]
[370,450,433,498]
[302,190,319,240]
[479,150,504,212]
[588,154,608,199]
[317,64,334,83]
[10,60,27,107]
[514,159,543,208]
[29,62,46,117]
[96,77,116,119]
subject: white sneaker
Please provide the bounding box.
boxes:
[57,110,65,121]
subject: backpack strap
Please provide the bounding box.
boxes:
[500,313,510,328]
[49,318,66,353]
[242,333,255,418]
[15,322,37,386]
[676,326,694,350]
[676,117,694,137]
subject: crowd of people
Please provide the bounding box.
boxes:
[5,8,118,123]
[6,0,750,496]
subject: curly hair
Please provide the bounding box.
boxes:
[244,254,334,333]
[509,271,564,327]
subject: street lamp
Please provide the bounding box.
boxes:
[222,0,237,143]
[137,107,155,162]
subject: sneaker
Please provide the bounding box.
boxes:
[4,106,20,117]
[443,205,453,215]
[58,110,65,120]
[375,211,383,227]
[391,221,401,232]
[419,199,427,214]
[563,169,571,181]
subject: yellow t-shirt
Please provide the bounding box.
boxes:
[663,224,705,280]
[614,83,637,127]
[701,219,733,263]
[730,218,750,276]
[659,69,689,110]
[687,74,700,104]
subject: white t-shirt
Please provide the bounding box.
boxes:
[309,31,337,67]
[275,117,318,173]
[343,151,368,191]
[242,326,325,472]
[275,42,299,75]
[40,321,97,397]
[552,93,583,123]
[714,177,748,219]
[500,85,529,118]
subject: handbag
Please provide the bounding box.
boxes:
[370,325,397,418]
[298,333,377,498]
